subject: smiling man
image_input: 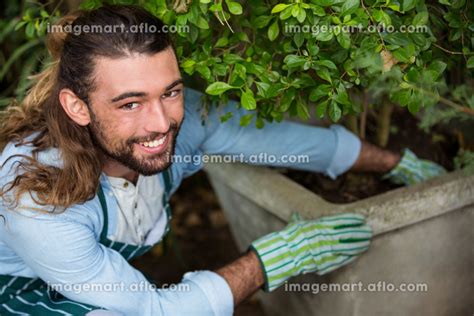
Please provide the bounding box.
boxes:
[68,49,183,180]
[0,5,445,316]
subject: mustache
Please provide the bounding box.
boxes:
[127,121,179,145]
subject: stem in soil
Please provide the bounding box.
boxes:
[376,101,394,148]
[346,114,359,135]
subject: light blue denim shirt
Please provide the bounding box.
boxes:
[0,88,361,315]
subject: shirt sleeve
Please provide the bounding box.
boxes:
[173,88,361,186]
[0,197,233,316]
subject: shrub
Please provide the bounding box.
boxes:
[1,0,473,162]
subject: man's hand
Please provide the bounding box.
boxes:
[250,213,372,292]
[383,149,446,185]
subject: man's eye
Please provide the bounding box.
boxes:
[120,102,140,110]
[162,89,181,99]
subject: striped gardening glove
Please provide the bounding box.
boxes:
[383,149,446,185]
[250,213,372,292]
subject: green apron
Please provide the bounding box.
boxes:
[0,169,173,315]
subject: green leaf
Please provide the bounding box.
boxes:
[268,21,280,41]
[428,60,447,79]
[234,63,247,80]
[284,54,307,68]
[226,0,243,15]
[314,59,337,70]
[388,4,401,11]
[467,56,474,69]
[384,32,411,46]
[25,22,35,38]
[412,12,429,26]
[341,0,359,15]
[316,68,332,83]
[213,64,228,76]
[215,37,228,47]
[271,3,291,14]
[316,100,328,118]
[296,100,310,120]
[310,4,326,16]
[280,7,293,20]
[334,85,351,105]
[196,65,211,80]
[256,81,270,97]
[241,90,257,110]
[405,67,420,82]
[240,114,254,126]
[205,82,236,95]
[336,32,351,49]
[294,32,305,48]
[254,15,272,28]
[407,99,420,113]
[292,5,301,17]
[181,59,196,69]
[314,29,333,41]
[256,117,265,129]
[237,32,250,42]
[307,42,320,56]
[279,88,296,111]
[297,8,307,23]
[328,101,342,121]
[392,44,415,63]
[194,16,209,29]
[220,112,233,123]
[14,20,27,31]
[390,89,411,106]
[401,0,416,12]
[309,84,331,101]
[224,53,244,64]
[313,0,338,6]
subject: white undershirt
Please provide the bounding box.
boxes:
[106,174,167,246]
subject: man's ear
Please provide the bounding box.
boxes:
[59,89,91,126]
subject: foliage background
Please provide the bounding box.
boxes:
[1,0,473,168]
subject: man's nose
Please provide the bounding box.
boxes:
[143,101,170,134]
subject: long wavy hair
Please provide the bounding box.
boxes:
[0,5,173,210]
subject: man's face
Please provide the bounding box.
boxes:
[87,47,184,175]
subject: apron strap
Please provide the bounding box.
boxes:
[162,168,172,196]
[97,184,109,242]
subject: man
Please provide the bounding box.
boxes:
[0,5,445,315]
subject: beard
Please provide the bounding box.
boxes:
[88,115,180,176]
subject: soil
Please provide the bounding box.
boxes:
[283,107,459,203]
[130,107,458,315]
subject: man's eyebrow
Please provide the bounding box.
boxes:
[110,92,147,103]
[110,79,184,103]
[165,78,184,91]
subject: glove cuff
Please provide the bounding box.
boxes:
[250,231,297,292]
[382,148,417,184]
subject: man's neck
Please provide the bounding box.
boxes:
[102,159,139,184]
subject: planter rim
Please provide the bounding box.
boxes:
[204,162,474,236]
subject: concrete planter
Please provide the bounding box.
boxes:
[204,163,474,316]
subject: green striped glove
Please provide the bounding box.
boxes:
[383,148,446,185]
[250,213,372,292]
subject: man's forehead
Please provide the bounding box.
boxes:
[92,48,180,98]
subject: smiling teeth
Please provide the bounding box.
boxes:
[141,136,166,148]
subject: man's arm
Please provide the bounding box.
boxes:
[215,249,264,305]
[178,89,444,185]
[350,140,401,173]
[178,89,362,181]
[0,198,236,315]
